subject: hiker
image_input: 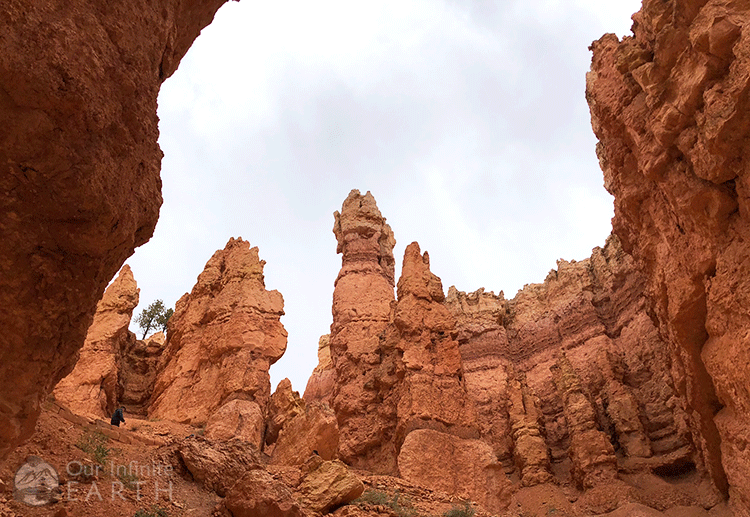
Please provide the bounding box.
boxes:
[111,406,126,427]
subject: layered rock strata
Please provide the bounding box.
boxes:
[0,0,231,458]
[149,238,287,426]
[447,237,694,488]
[586,0,750,511]
[320,190,697,502]
[53,265,140,419]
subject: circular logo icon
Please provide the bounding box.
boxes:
[13,456,60,506]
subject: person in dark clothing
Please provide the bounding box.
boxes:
[111,407,126,427]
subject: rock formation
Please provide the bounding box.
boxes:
[0,0,231,458]
[586,0,750,512]
[149,238,287,427]
[447,236,694,488]
[551,355,617,489]
[296,456,364,513]
[205,399,265,448]
[316,190,702,506]
[387,243,478,447]
[506,375,554,486]
[224,470,304,517]
[168,435,264,497]
[53,265,140,419]
[398,429,511,513]
[266,378,339,466]
[269,402,339,466]
[266,379,306,447]
[328,190,398,472]
[303,335,335,403]
[118,331,167,415]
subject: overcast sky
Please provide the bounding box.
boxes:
[126,0,642,394]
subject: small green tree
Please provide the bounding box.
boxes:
[135,300,173,339]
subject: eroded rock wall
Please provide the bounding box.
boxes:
[586,0,750,511]
[149,238,287,426]
[118,331,167,416]
[387,243,478,448]
[447,236,694,490]
[0,0,230,457]
[319,190,697,501]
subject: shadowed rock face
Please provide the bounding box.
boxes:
[149,238,287,425]
[0,0,230,458]
[587,0,750,511]
[53,265,140,419]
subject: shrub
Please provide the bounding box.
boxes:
[443,502,475,517]
[355,489,389,506]
[354,489,416,517]
[118,471,140,490]
[76,430,111,465]
[134,505,169,517]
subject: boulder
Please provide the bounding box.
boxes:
[398,429,511,513]
[205,399,264,447]
[173,436,263,497]
[297,457,364,513]
[270,402,338,466]
[224,469,304,517]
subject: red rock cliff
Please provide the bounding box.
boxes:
[0,0,231,457]
[586,0,750,511]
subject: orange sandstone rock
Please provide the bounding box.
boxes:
[205,399,264,448]
[587,0,750,509]
[270,402,339,466]
[118,331,167,415]
[303,335,335,403]
[297,457,364,513]
[397,429,512,513]
[447,237,693,487]
[224,470,304,517]
[149,238,287,427]
[329,190,397,472]
[387,242,478,446]
[266,379,306,447]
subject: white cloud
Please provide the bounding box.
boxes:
[127,0,641,394]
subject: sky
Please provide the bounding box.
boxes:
[126,0,642,394]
